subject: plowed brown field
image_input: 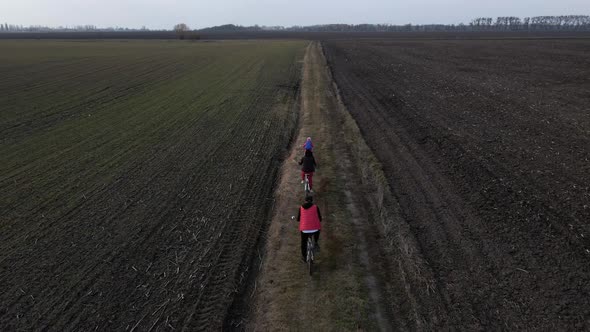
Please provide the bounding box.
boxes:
[0,40,305,331]
[323,39,590,330]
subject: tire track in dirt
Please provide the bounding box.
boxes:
[248,42,393,330]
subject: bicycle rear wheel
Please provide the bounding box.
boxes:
[307,238,314,276]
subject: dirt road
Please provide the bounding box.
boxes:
[246,42,394,330]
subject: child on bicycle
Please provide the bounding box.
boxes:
[298,149,317,191]
[296,195,322,262]
[303,137,313,152]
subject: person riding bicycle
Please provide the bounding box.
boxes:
[298,149,317,191]
[303,137,314,152]
[297,195,322,262]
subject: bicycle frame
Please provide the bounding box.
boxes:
[304,173,311,195]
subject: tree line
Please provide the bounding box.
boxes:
[0,23,25,31]
[469,15,590,30]
[0,23,150,32]
[197,15,590,33]
[2,15,589,34]
[287,15,590,32]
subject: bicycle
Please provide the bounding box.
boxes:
[291,215,317,276]
[303,173,312,196]
[306,234,316,276]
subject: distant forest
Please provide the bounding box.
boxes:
[206,16,590,32]
[1,15,589,33]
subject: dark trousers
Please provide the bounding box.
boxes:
[301,231,320,259]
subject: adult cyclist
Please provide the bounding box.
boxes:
[296,195,322,262]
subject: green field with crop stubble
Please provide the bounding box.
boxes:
[0,40,305,330]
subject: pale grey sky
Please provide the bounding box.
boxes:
[1,0,589,29]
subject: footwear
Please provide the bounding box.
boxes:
[309,189,314,193]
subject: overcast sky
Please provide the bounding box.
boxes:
[2,0,589,29]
